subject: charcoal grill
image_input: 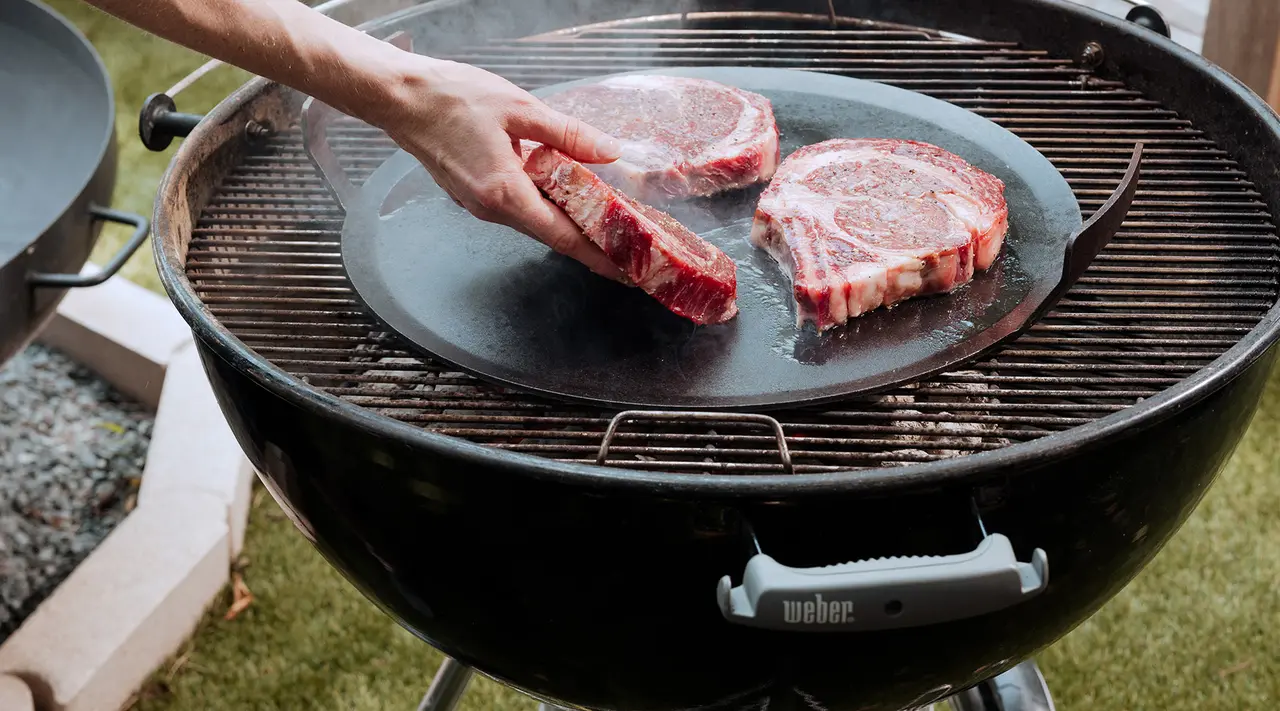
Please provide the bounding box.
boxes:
[142,1,1280,710]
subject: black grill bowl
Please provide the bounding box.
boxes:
[192,338,1275,711]
[149,1,1280,709]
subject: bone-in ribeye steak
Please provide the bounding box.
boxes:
[538,74,781,202]
[523,145,739,324]
[750,138,1009,332]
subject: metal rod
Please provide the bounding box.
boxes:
[415,658,473,711]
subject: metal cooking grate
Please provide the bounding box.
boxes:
[185,12,1279,474]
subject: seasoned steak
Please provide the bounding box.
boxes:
[524,145,739,325]
[538,74,781,202]
[749,138,1009,332]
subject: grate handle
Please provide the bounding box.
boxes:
[596,410,793,475]
[716,532,1048,632]
[301,31,414,212]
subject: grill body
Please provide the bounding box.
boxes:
[196,336,1274,711]
[150,1,1280,709]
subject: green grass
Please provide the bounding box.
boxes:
[52,2,1280,708]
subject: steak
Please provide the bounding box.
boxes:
[749,138,1009,332]
[523,145,739,324]
[538,74,781,202]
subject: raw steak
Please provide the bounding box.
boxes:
[523,145,739,324]
[749,138,1009,332]
[537,74,781,202]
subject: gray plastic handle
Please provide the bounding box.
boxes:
[716,533,1048,632]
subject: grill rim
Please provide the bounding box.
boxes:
[151,1,1280,496]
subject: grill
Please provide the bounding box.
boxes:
[185,10,1277,474]
[147,2,1280,710]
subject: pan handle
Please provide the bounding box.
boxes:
[28,206,150,288]
[300,97,358,212]
[716,530,1048,632]
[301,31,414,213]
[1039,142,1143,319]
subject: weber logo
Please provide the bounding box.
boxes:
[781,593,854,625]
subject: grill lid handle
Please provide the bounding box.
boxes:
[1118,0,1172,38]
[716,533,1048,632]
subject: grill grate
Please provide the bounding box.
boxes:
[185,12,1279,474]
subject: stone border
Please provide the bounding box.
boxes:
[0,267,255,711]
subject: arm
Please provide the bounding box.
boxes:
[81,0,625,279]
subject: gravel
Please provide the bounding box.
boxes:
[0,343,152,643]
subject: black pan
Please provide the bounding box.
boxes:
[0,0,150,365]
[308,66,1140,411]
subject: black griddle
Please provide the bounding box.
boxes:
[313,66,1139,411]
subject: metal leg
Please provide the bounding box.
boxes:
[944,659,1055,711]
[413,656,1050,711]
[416,657,475,711]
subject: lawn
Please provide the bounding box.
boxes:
[46,1,1280,709]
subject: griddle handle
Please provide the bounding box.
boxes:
[300,31,414,212]
[301,96,359,212]
[1048,142,1143,315]
[716,533,1048,632]
[28,206,150,288]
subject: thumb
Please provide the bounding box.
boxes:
[508,105,622,164]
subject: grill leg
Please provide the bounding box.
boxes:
[413,657,1051,711]
[416,657,474,711]
[944,659,1054,711]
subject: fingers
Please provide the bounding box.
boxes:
[398,111,626,282]
[507,104,622,165]
[499,179,627,282]
[438,149,626,282]
[419,161,466,209]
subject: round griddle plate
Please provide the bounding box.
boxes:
[337,67,1100,411]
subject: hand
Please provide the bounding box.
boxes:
[70,0,624,277]
[369,53,627,280]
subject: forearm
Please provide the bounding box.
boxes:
[84,0,626,278]
[81,0,416,126]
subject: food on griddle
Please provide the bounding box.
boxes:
[749,138,1009,332]
[524,145,739,325]
[536,74,781,202]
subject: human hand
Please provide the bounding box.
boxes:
[367,53,627,280]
